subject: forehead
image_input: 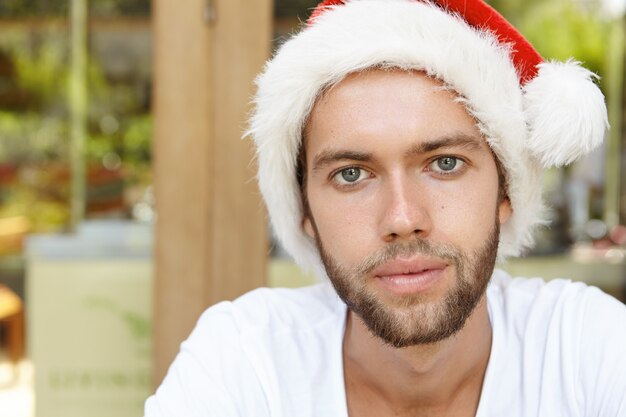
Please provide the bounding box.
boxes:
[319,68,448,102]
[304,69,485,156]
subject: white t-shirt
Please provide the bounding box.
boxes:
[145,269,626,416]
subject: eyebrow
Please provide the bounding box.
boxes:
[404,133,483,157]
[311,133,484,171]
[312,150,373,171]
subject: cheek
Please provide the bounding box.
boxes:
[430,183,499,247]
[307,189,380,262]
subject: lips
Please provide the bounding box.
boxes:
[372,257,448,277]
[371,257,448,295]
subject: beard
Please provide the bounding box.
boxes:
[314,222,500,348]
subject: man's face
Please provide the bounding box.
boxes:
[302,69,512,347]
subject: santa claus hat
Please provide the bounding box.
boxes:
[248,0,608,278]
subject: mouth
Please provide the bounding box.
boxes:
[371,258,448,296]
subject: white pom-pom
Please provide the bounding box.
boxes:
[523,60,608,167]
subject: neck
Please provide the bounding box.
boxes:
[343,294,492,416]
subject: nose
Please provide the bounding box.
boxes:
[380,174,432,242]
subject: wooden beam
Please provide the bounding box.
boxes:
[152,0,271,386]
[209,0,272,306]
[152,0,213,387]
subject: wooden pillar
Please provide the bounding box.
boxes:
[152,0,271,386]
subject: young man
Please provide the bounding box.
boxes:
[146,0,626,416]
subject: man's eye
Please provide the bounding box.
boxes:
[430,156,464,174]
[333,167,368,185]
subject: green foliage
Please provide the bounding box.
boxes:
[0,0,67,17]
[520,1,609,76]
[0,111,67,161]
[486,0,610,89]
[11,38,69,108]
[0,0,150,17]
[0,184,69,232]
[0,33,118,162]
[0,21,153,230]
[486,0,547,25]
[122,114,152,164]
[87,114,152,167]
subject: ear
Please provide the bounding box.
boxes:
[303,215,316,239]
[498,197,512,225]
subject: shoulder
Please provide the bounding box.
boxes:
[195,282,344,336]
[486,268,617,321]
[146,283,346,416]
[180,282,344,367]
[486,269,626,415]
[487,268,626,335]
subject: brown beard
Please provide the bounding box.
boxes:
[313,222,500,348]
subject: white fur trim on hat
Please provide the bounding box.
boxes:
[524,60,609,167]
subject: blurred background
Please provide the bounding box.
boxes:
[0,0,624,416]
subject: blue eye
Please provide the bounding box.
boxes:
[333,166,370,186]
[430,156,464,174]
[341,167,361,182]
[437,157,457,171]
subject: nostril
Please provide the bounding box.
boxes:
[384,232,399,243]
[384,229,424,242]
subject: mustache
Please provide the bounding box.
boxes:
[353,238,463,276]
